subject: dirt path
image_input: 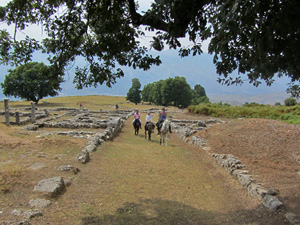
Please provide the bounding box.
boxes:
[30,116,288,225]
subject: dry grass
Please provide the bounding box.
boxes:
[30,116,278,225]
[0,97,290,224]
[0,95,130,111]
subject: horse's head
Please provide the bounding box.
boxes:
[164,119,169,125]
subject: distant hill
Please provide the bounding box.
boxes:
[0,50,291,105]
[209,91,290,106]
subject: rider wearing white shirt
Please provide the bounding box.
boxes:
[145,112,154,132]
[146,113,153,123]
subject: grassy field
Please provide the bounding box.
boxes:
[0,95,166,112]
[0,95,129,111]
[188,102,300,124]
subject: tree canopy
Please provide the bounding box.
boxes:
[126,78,141,105]
[0,0,299,91]
[1,62,62,103]
[141,76,208,108]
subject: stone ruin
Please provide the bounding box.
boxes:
[4,107,133,224]
[170,118,300,224]
[2,105,299,224]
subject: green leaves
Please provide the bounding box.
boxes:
[141,76,200,108]
[1,62,63,103]
[0,0,299,94]
[208,0,300,89]
[126,78,142,105]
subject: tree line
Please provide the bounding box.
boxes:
[126,77,209,108]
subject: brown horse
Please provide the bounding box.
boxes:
[145,122,155,141]
[133,119,141,136]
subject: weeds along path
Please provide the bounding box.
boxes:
[33,114,288,225]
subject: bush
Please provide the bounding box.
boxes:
[188,102,300,124]
[284,97,297,106]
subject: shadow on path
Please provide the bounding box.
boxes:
[81,198,288,225]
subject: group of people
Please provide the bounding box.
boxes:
[132,107,172,134]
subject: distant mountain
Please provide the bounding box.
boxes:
[0,50,292,105]
[209,91,290,106]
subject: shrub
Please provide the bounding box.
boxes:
[284,97,297,106]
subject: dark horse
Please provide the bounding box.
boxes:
[133,119,141,135]
[145,122,155,141]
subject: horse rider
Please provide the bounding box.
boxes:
[145,112,154,133]
[132,109,142,129]
[156,107,172,134]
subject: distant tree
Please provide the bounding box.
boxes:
[194,84,206,97]
[274,102,282,106]
[287,84,300,100]
[171,76,192,108]
[141,83,154,104]
[161,78,174,106]
[191,84,210,105]
[126,78,141,105]
[1,62,62,104]
[142,77,202,108]
[284,97,297,106]
[152,80,164,106]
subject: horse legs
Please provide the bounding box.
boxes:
[160,134,164,145]
[135,127,139,135]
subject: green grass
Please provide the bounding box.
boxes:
[188,103,300,124]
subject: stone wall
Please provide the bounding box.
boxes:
[171,118,299,224]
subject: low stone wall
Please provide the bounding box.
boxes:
[7,109,134,224]
[171,118,299,224]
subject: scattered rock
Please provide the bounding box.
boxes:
[84,144,98,152]
[23,209,42,219]
[12,209,23,216]
[33,177,66,198]
[248,183,268,199]
[286,212,300,225]
[197,121,207,127]
[191,136,207,147]
[77,150,90,164]
[266,188,279,196]
[26,125,38,131]
[29,198,52,209]
[57,165,80,174]
[30,163,46,170]
[12,208,42,219]
[263,195,284,211]
[236,174,254,187]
